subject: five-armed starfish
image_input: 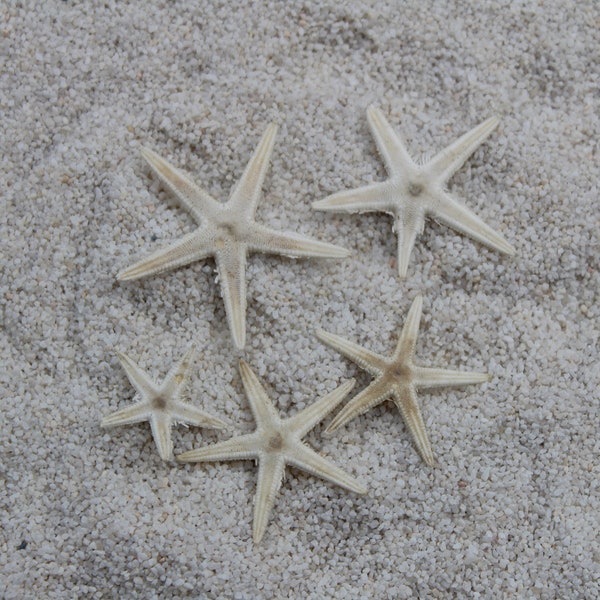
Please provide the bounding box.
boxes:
[317,295,488,466]
[101,345,226,461]
[177,360,366,543]
[118,124,349,348]
[313,106,515,277]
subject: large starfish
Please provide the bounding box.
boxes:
[317,295,488,466]
[177,360,366,543]
[118,124,349,348]
[101,345,226,461]
[313,106,515,277]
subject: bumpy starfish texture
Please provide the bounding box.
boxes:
[177,360,366,543]
[118,124,350,348]
[101,345,226,461]
[317,295,488,466]
[313,106,515,278]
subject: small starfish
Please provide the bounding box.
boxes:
[101,345,226,461]
[317,295,488,466]
[177,360,366,543]
[118,124,350,348]
[313,106,515,277]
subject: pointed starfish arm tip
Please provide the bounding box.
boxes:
[232,328,246,350]
[116,268,132,281]
[487,115,500,128]
[500,239,516,255]
[140,145,156,160]
[366,103,379,116]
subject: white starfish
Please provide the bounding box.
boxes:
[177,360,366,543]
[101,345,226,461]
[118,124,350,349]
[317,295,488,466]
[313,106,515,277]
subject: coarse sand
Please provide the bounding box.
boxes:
[1,1,598,598]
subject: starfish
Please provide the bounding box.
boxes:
[118,124,350,348]
[312,106,515,278]
[317,295,488,466]
[101,345,226,461]
[177,360,366,543]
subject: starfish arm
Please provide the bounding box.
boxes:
[176,432,259,463]
[287,443,366,495]
[312,181,395,214]
[427,116,499,183]
[170,400,228,430]
[394,209,426,278]
[366,105,416,175]
[287,379,356,438]
[431,191,515,255]
[114,350,157,399]
[101,400,151,428]
[390,384,434,466]
[252,453,286,543]
[316,329,388,376]
[162,345,197,397]
[215,245,248,349]
[228,123,278,218]
[140,147,219,222]
[250,226,350,259]
[150,412,174,461]
[238,360,281,426]
[394,295,423,360]
[414,366,489,389]
[117,229,214,281]
[325,377,392,434]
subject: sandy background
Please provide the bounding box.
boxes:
[1,1,598,598]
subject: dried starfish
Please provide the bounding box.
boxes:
[317,295,488,465]
[178,360,366,543]
[118,124,349,348]
[101,345,226,461]
[313,106,515,277]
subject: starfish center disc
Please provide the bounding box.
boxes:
[390,363,413,381]
[267,432,284,451]
[407,181,424,197]
[152,395,168,410]
[215,222,245,249]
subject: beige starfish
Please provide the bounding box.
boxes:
[101,345,226,461]
[177,360,366,543]
[313,106,515,278]
[317,295,488,466]
[118,124,350,349]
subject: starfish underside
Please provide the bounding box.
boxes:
[177,360,366,543]
[313,106,515,277]
[317,295,489,466]
[118,124,349,348]
[101,345,226,460]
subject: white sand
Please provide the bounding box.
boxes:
[1,1,598,598]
